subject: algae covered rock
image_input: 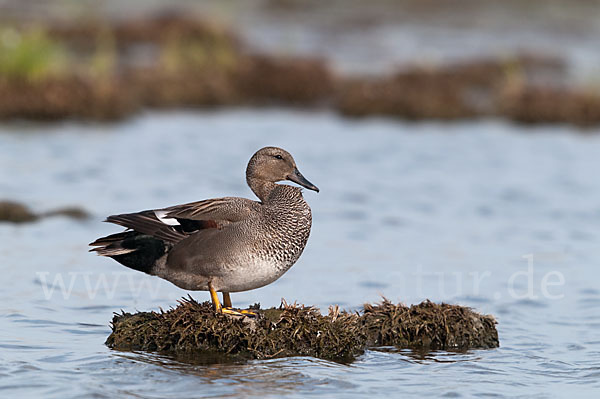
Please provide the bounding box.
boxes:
[107,297,498,363]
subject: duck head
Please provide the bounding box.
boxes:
[246,147,319,192]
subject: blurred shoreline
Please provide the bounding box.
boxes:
[1,2,600,126]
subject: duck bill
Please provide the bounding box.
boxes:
[287,168,319,192]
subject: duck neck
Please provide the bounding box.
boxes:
[247,177,277,203]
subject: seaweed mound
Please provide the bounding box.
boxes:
[107,298,498,362]
[0,200,37,223]
[0,200,89,223]
[361,300,499,349]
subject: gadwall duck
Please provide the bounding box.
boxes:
[90,147,318,315]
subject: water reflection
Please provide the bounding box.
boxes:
[113,352,356,397]
[372,347,481,364]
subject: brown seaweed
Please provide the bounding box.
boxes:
[106,297,498,363]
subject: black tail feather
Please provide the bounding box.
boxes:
[90,231,167,274]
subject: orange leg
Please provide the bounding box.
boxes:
[208,282,222,312]
[209,283,256,317]
[222,292,232,308]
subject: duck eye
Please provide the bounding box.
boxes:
[274,154,283,160]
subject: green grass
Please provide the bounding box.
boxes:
[0,27,67,82]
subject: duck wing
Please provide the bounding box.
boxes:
[97,197,259,243]
[162,197,259,225]
[90,197,259,264]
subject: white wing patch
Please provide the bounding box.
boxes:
[154,210,180,226]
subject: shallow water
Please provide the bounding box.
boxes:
[1,109,600,398]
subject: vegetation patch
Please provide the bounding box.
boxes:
[1,13,599,126]
[107,297,498,363]
[0,27,66,82]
